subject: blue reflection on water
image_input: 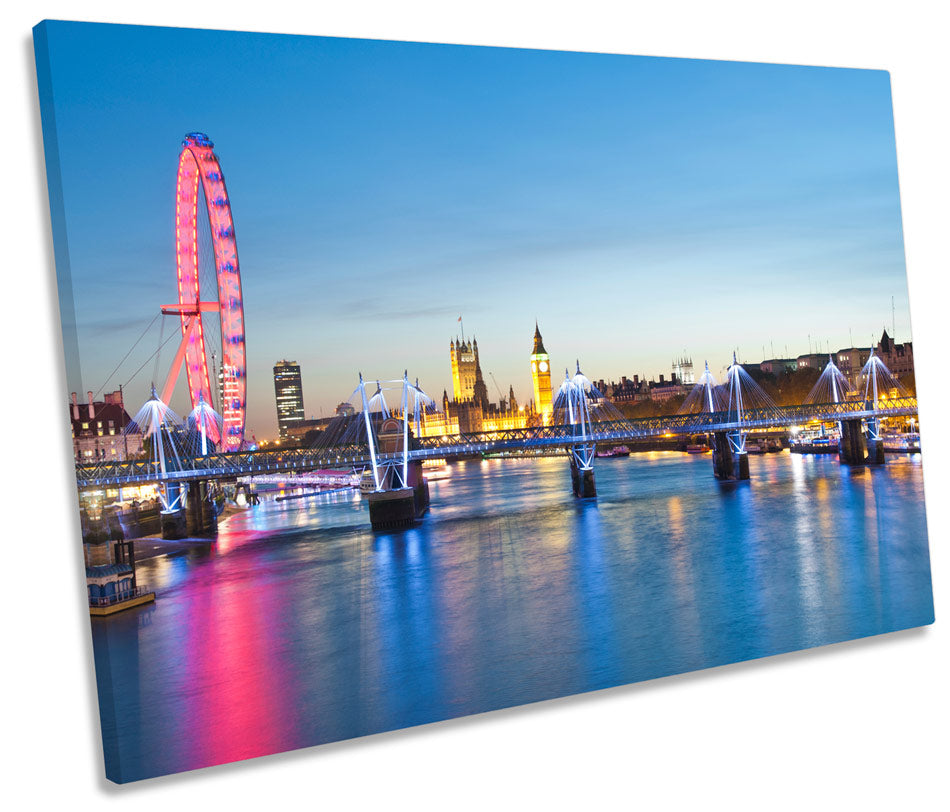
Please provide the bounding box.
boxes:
[92,452,933,782]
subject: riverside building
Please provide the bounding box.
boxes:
[273,360,305,441]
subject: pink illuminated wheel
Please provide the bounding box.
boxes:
[164,132,246,451]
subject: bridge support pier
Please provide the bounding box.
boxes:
[866,437,886,465]
[186,480,218,537]
[712,431,750,481]
[367,461,430,531]
[569,443,597,498]
[839,419,885,466]
[865,418,886,465]
[161,481,217,539]
[570,460,597,498]
[161,484,187,539]
[234,482,259,505]
[838,419,866,465]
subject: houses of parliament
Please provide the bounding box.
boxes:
[419,324,554,437]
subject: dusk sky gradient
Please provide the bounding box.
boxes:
[38,21,911,439]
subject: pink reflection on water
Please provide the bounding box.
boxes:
[172,540,305,771]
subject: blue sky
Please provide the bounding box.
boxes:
[37,21,910,438]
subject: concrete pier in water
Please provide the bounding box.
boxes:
[570,459,597,498]
[839,419,885,466]
[367,461,430,530]
[162,480,218,539]
[712,430,750,481]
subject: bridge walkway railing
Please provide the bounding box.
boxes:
[75,398,918,487]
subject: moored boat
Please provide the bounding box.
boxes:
[882,433,921,453]
[790,436,839,454]
[596,445,630,458]
[359,469,376,494]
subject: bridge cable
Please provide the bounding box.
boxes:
[152,316,167,390]
[122,321,180,392]
[93,313,160,398]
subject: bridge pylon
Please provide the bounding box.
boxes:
[555,363,600,498]
[352,372,435,529]
[714,354,752,481]
[838,349,909,466]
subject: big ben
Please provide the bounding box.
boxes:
[530,322,553,424]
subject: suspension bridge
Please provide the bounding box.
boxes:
[77,131,920,533]
[78,353,918,532]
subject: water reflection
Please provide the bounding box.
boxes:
[94,452,934,782]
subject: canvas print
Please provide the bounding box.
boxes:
[34,20,934,783]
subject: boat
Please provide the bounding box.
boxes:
[595,445,630,458]
[882,433,921,453]
[745,441,765,454]
[359,469,377,494]
[685,444,710,454]
[790,436,839,454]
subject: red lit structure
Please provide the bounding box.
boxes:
[160,133,246,450]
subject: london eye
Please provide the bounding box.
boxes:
[159,133,246,451]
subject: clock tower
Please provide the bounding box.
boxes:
[530,322,553,424]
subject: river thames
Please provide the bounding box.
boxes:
[92,451,933,782]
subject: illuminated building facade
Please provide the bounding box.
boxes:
[672,357,695,385]
[835,347,873,388]
[420,326,549,437]
[530,323,553,425]
[876,329,914,380]
[69,389,143,462]
[450,338,490,408]
[273,360,305,440]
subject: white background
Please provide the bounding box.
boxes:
[2,2,946,808]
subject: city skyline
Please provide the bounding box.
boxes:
[41,21,912,438]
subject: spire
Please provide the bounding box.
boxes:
[472,339,489,409]
[533,322,547,355]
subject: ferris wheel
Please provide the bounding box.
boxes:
[159,133,246,451]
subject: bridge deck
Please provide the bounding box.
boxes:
[75,399,918,488]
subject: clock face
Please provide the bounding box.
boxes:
[539,361,549,373]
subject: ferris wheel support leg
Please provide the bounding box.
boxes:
[160,317,199,406]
